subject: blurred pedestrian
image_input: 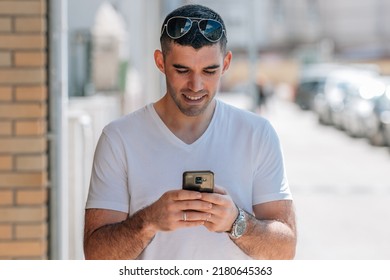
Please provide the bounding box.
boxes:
[84,4,296,260]
[256,76,274,114]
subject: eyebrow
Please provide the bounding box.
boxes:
[173,63,221,70]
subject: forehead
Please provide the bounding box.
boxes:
[164,43,223,67]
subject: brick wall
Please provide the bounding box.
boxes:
[0,0,48,259]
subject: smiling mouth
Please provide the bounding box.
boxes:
[184,94,206,101]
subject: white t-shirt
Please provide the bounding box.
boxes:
[86,100,292,259]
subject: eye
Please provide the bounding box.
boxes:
[204,70,217,75]
[176,68,189,74]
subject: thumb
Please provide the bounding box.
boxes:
[213,184,227,195]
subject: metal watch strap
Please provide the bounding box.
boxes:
[229,207,246,239]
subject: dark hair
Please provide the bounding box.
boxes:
[160,4,227,54]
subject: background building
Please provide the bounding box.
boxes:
[0,0,48,259]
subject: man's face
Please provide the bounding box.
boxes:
[156,43,231,117]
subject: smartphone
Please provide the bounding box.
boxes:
[182,170,214,193]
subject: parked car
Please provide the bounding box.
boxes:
[294,63,341,110]
[365,77,390,145]
[341,74,386,138]
[313,67,379,128]
[383,116,390,147]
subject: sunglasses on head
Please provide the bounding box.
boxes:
[161,16,225,43]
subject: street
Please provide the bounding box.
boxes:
[263,96,390,259]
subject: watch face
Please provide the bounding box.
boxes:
[230,208,247,238]
[235,219,246,236]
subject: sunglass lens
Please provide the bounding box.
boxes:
[198,20,223,42]
[167,17,192,39]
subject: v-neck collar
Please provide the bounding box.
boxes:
[148,100,219,150]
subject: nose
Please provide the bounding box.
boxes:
[187,73,204,92]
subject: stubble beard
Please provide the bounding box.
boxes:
[170,88,214,117]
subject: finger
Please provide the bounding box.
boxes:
[177,199,213,212]
[176,209,211,222]
[172,189,202,201]
[179,220,205,227]
[176,211,209,227]
[213,185,227,195]
[184,211,211,222]
[202,210,235,233]
[203,219,221,232]
[199,192,226,206]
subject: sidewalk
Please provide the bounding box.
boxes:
[264,97,390,259]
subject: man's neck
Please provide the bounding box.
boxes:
[153,96,216,144]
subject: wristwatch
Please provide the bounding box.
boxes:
[228,207,247,239]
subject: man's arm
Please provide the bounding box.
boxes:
[83,208,156,260]
[83,190,212,259]
[234,200,297,259]
[201,187,297,259]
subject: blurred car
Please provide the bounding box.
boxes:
[313,67,379,128]
[295,78,325,110]
[294,63,340,110]
[383,116,390,147]
[365,77,390,145]
[341,74,386,138]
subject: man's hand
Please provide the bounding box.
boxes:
[194,185,297,259]
[197,185,238,232]
[84,188,214,259]
[144,189,213,231]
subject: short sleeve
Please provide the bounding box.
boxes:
[252,121,292,205]
[85,129,130,213]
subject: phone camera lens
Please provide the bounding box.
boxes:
[195,177,203,184]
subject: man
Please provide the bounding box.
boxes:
[84,4,296,260]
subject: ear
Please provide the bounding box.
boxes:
[221,51,232,75]
[154,49,165,74]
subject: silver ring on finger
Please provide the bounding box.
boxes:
[183,211,187,222]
